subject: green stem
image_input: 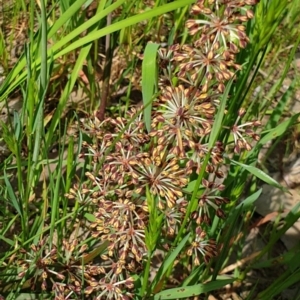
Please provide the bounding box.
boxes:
[141,251,152,297]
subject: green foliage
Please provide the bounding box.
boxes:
[1,0,300,299]
[142,42,160,133]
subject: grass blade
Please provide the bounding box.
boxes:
[142,42,160,132]
[152,278,234,300]
[150,233,190,295]
[229,158,286,191]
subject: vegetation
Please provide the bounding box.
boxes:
[0,0,300,299]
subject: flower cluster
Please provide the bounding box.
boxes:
[14,234,135,300]
[230,108,261,153]
[186,227,218,265]
[181,0,257,85]
[0,1,264,299]
[62,0,260,298]
[15,238,89,298]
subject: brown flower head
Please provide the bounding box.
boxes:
[186,227,218,265]
[230,108,261,153]
[187,0,256,49]
[191,179,230,225]
[130,148,188,209]
[91,197,148,263]
[151,85,214,156]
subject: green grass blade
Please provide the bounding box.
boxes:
[258,270,300,300]
[0,215,18,247]
[252,0,289,54]
[252,247,300,269]
[14,293,48,300]
[234,188,262,211]
[45,0,109,147]
[28,0,49,192]
[208,78,232,149]
[3,170,22,217]
[258,113,300,147]
[212,203,243,279]
[152,278,234,300]
[54,0,194,69]
[246,203,300,282]
[142,42,160,132]
[149,233,190,294]
[229,158,286,191]
[45,35,101,147]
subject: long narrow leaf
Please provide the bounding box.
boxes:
[208,78,232,149]
[229,158,286,191]
[258,113,300,147]
[152,278,234,300]
[142,42,159,132]
[234,188,262,211]
[3,170,22,217]
[150,233,190,293]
